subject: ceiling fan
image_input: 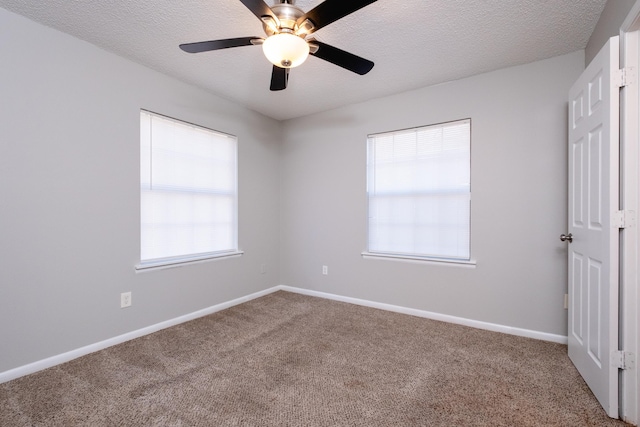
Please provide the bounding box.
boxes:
[179,0,378,91]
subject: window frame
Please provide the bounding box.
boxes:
[136,110,242,271]
[362,118,474,266]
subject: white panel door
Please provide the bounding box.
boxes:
[567,36,620,418]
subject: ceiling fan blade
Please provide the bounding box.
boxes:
[310,41,374,75]
[297,0,378,34]
[179,37,262,53]
[239,0,278,23]
[270,65,289,91]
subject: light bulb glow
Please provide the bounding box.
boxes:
[262,33,309,68]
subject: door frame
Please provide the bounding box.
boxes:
[619,2,640,424]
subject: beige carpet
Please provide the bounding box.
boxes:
[0,291,629,426]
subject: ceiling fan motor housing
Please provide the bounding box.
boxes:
[263,2,307,36]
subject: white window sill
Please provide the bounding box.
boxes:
[136,251,244,272]
[361,252,476,268]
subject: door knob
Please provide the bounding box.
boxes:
[560,233,573,243]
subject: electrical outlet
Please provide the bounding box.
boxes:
[121,292,132,308]
[322,265,328,275]
[261,263,267,274]
[564,293,568,310]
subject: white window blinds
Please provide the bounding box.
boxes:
[140,111,238,266]
[367,119,471,260]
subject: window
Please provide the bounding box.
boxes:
[365,119,471,262]
[138,111,240,269]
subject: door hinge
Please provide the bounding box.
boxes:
[618,67,637,87]
[613,210,636,228]
[612,351,636,370]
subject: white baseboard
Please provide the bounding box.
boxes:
[0,287,280,385]
[277,285,568,345]
[1,284,567,384]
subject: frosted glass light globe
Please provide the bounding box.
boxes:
[262,33,309,68]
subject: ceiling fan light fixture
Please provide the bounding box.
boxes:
[262,33,309,68]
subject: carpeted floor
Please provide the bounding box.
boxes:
[0,291,630,426]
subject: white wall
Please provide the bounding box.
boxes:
[0,8,282,373]
[280,51,584,336]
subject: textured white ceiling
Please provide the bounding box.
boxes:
[0,0,606,121]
